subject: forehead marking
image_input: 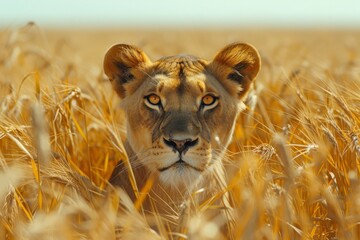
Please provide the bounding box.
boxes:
[158,81,164,93]
[177,63,186,94]
[197,81,205,93]
[153,58,208,96]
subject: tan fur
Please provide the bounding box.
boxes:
[104,43,260,226]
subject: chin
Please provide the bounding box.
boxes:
[158,166,203,190]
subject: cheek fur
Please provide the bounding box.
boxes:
[126,107,158,150]
[143,107,162,127]
[127,122,152,151]
[205,101,239,147]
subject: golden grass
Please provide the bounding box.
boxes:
[1,23,360,239]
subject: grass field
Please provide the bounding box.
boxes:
[1,23,360,239]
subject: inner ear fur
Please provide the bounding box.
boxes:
[208,42,261,99]
[103,44,152,98]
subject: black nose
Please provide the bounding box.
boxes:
[163,138,198,153]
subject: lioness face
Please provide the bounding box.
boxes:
[104,43,260,188]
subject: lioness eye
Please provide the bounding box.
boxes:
[201,94,217,106]
[145,94,161,105]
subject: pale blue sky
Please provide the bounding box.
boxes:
[2,0,360,28]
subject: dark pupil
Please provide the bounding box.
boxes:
[150,96,158,103]
[205,97,213,104]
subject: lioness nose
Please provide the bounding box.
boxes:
[163,138,198,153]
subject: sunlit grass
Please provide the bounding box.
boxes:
[1,23,360,239]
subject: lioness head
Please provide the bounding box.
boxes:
[104,43,260,189]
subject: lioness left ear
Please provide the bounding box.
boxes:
[208,42,260,99]
[103,44,152,98]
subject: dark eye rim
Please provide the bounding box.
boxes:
[144,94,162,106]
[201,94,219,106]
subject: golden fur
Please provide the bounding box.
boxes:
[103,43,260,218]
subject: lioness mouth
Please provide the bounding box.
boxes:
[158,159,203,172]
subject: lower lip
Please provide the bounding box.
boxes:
[158,159,203,172]
[159,160,186,172]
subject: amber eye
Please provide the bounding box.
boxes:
[201,94,217,106]
[145,94,161,106]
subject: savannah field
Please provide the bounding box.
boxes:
[1,24,360,239]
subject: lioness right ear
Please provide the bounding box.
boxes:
[208,42,260,99]
[103,44,152,98]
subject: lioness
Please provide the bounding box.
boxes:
[104,43,260,218]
